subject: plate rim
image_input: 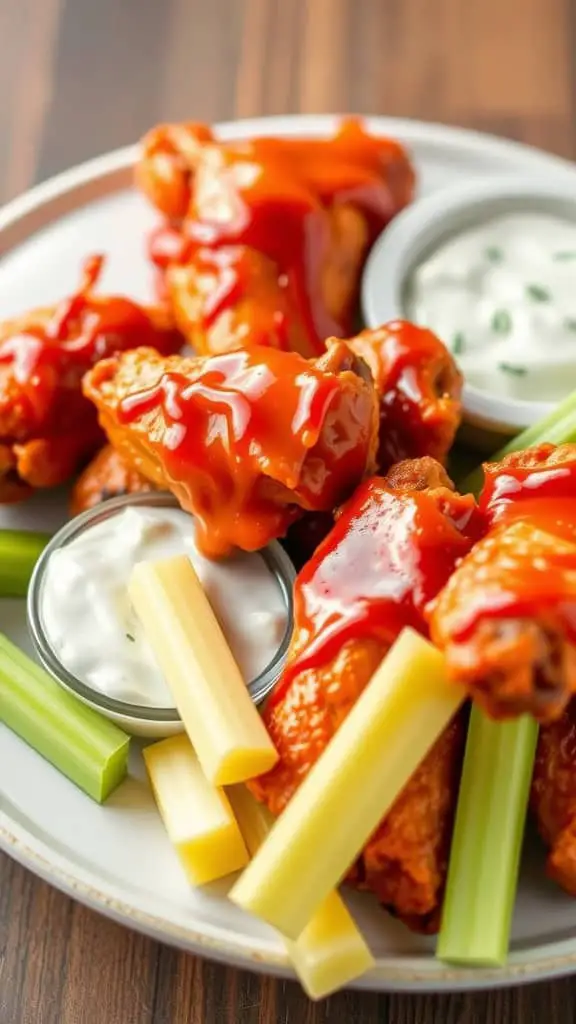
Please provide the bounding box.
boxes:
[2,112,576,994]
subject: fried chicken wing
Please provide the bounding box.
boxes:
[531,701,576,896]
[138,119,415,356]
[0,255,181,502]
[429,443,576,722]
[248,460,476,930]
[345,322,463,471]
[82,341,379,557]
[70,444,154,517]
[165,246,312,357]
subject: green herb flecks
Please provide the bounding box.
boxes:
[526,284,551,302]
[499,362,527,377]
[492,310,512,334]
[452,332,465,355]
[554,251,576,261]
[126,633,135,642]
[485,246,504,264]
[565,318,576,332]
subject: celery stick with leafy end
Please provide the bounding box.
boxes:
[460,387,576,495]
[437,713,538,966]
[0,529,51,596]
[0,633,130,801]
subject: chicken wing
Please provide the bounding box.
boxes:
[248,458,476,930]
[429,443,576,722]
[82,341,379,557]
[345,321,463,471]
[137,119,415,356]
[531,701,576,896]
[70,443,154,517]
[0,255,181,502]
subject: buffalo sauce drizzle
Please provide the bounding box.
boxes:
[349,321,461,464]
[117,347,349,549]
[267,478,476,710]
[435,456,576,642]
[0,255,175,410]
[149,121,415,353]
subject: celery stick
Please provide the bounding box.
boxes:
[0,634,129,802]
[437,711,538,966]
[461,391,576,495]
[0,530,51,597]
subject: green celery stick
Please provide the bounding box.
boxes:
[0,633,130,802]
[460,390,576,495]
[0,529,51,597]
[437,712,538,966]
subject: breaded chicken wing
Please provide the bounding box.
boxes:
[345,321,463,471]
[82,341,379,557]
[0,255,181,502]
[531,701,576,896]
[248,458,476,930]
[70,444,154,517]
[429,444,576,722]
[137,119,415,356]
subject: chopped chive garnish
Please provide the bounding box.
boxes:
[565,318,576,332]
[452,332,465,355]
[554,251,576,261]
[492,310,512,334]
[526,284,551,302]
[499,362,527,376]
[485,246,503,264]
[126,633,135,642]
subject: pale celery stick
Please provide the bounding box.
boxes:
[129,555,278,786]
[227,784,375,1000]
[0,633,129,802]
[144,735,249,885]
[230,629,464,940]
[437,712,538,966]
[0,529,51,597]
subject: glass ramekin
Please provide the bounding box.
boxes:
[27,491,296,738]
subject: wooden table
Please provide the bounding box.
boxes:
[1,0,575,1020]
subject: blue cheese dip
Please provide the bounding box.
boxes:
[406,211,576,402]
[39,506,289,708]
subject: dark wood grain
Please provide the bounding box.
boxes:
[1,0,576,1020]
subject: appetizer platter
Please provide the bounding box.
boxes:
[3,114,576,996]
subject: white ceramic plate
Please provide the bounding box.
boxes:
[2,115,576,994]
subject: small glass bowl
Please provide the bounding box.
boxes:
[27,491,296,738]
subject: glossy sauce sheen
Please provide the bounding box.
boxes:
[347,321,462,468]
[431,450,576,643]
[269,477,475,708]
[0,255,178,430]
[149,120,415,353]
[116,345,375,555]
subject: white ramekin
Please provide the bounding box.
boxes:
[362,175,576,450]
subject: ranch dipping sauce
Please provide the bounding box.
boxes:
[407,211,576,403]
[40,505,289,708]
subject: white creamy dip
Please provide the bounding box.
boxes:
[407,212,576,402]
[40,506,288,708]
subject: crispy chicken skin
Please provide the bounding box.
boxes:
[70,444,154,517]
[531,701,576,896]
[82,341,379,557]
[249,458,476,931]
[345,322,463,471]
[0,255,180,503]
[138,119,415,356]
[429,443,576,722]
[360,709,468,933]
